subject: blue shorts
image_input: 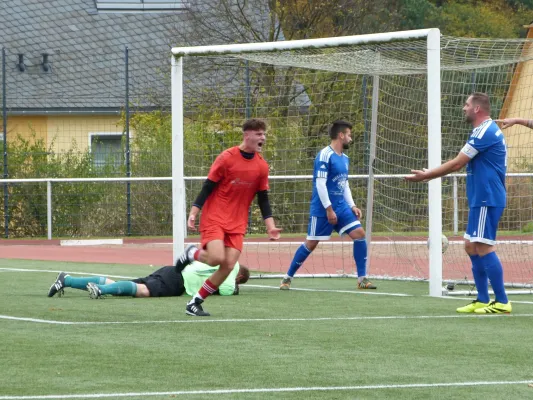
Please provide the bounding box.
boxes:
[464,206,504,246]
[307,207,361,240]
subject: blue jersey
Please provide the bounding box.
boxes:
[461,119,507,208]
[309,146,350,217]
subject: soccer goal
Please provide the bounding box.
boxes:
[171,29,533,297]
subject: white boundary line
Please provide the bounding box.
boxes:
[2,313,533,326]
[0,268,136,280]
[246,284,411,296]
[1,380,531,399]
[60,239,124,246]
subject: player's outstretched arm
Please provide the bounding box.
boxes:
[495,118,533,129]
[406,152,470,182]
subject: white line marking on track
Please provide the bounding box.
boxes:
[60,239,123,246]
[0,380,531,399]
[2,314,533,325]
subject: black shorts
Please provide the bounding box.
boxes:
[132,266,185,297]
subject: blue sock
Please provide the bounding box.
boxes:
[64,276,107,290]
[482,252,508,304]
[353,239,368,278]
[98,281,137,297]
[470,255,489,303]
[287,244,312,277]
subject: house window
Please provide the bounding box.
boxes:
[89,133,124,169]
[95,0,190,12]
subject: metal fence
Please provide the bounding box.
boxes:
[0,47,173,238]
[1,46,532,240]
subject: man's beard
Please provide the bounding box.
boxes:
[342,143,350,150]
[464,114,473,124]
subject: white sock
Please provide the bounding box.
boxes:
[187,247,197,261]
[188,293,204,305]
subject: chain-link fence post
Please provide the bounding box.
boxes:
[125,46,131,236]
[2,48,8,238]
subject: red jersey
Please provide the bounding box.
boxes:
[200,146,269,234]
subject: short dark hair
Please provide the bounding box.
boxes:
[329,120,353,139]
[470,92,491,113]
[242,118,267,132]
[236,264,250,284]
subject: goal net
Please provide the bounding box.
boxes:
[171,29,533,296]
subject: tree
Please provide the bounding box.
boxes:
[277,0,402,39]
[399,0,533,38]
[171,0,403,155]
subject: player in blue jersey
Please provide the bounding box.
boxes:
[280,120,376,290]
[407,93,511,314]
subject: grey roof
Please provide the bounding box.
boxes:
[0,0,274,111]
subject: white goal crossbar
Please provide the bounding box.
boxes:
[171,29,443,296]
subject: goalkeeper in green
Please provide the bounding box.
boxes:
[47,261,249,299]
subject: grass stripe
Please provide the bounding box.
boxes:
[0,380,531,399]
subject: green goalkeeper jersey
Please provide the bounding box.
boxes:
[182,261,239,296]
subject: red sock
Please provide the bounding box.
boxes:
[193,249,200,261]
[198,279,218,299]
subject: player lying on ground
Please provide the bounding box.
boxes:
[406,92,511,314]
[280,120,376,290]
[47,261,249,299]
[176,118,281,317]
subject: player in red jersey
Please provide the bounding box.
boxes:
[175,118,282,316]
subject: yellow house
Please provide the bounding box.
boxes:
[1,1,278,169]
[5,115,122,154]
[498,24,533,169]
[1,0,190,164]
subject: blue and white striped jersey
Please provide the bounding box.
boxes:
[461,119,507,208]
[309,146,350,217]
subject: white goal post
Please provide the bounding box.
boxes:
[171,29,444,296]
